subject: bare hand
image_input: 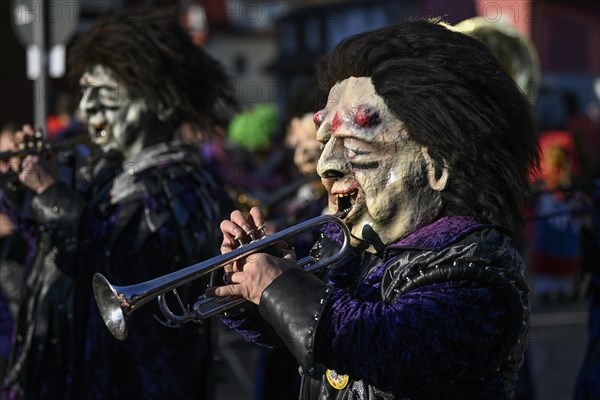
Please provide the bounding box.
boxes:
[9,125,56,194]
[219,207,270,273]
[18,155,56,194]
[209,252,296,304]
[213,206,296,304]
[0,213,15,238]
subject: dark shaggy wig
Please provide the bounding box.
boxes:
[69,7,237,134]
[318,20,539,236]
[284,75,328,125]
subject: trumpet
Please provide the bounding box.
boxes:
[0,130,96,162]
[93,213,351,340]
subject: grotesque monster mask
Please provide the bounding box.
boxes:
[79,64,157,159]
[316,77,449,252]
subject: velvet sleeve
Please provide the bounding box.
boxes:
[219,305,284,348]
[0,186,37,260]
[313,280,509,397]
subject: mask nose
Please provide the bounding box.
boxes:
[79,87,101,117]
[317,137,350,180]
[319,166,346,180]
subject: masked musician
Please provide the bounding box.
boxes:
[211,20,538,399]
[0,8,235,399]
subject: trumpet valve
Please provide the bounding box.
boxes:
[193,295,246,320]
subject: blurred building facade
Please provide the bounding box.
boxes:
[0,0,598,140]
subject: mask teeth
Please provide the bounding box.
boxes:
[92,123,107,138]
[334,207,352,219]
[336,192,353,214]
[93,130,107,142]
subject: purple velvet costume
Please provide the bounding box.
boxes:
[1,141,226,399]
[223,216,530,399]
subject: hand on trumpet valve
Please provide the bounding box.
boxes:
[220,206,269,248]
[15,126,56,194]
[1,125,56,194]
[209,207,296,305]
[219,206,269,271]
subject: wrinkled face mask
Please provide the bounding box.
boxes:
[78,65,150,157]
[315,77,448,252]
[285,113,321,176]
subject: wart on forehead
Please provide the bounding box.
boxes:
[327,77,406,142]
[329,78,386,120]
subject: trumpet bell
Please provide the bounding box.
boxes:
[93,274,128,340]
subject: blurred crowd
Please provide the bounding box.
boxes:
[525,92,600,307]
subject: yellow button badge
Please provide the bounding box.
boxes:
[326,369,349,390]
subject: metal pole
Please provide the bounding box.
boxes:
[32,0,48,136]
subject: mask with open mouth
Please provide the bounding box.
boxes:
[335,190,355,216]
[316,77,447,252]
[91,122,108,143]
[78,64,150,157]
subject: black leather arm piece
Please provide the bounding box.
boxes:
[259,267,333,373]
[0,173,26,209]
[30,182,86,253]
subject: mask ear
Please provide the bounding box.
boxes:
[421,147,449,191]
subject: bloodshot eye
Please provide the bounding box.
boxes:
[353,106,380,128]
[313,110,325,127]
